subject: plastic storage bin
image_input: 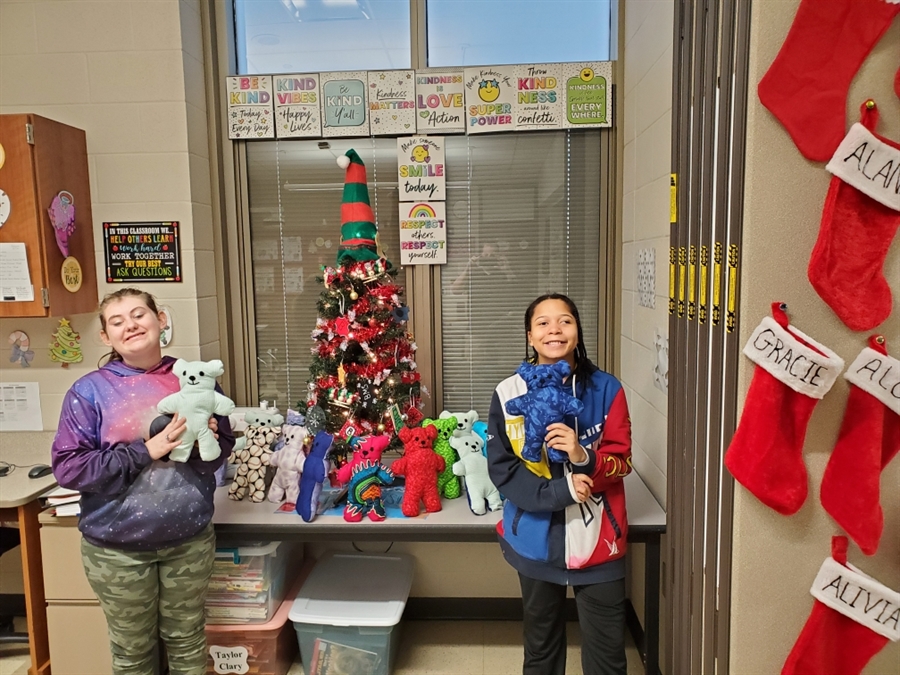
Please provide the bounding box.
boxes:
[207,541,302,624]
[206,562,311,675]
[289,552,414,675]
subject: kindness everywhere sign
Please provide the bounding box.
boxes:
[227,62,612,140]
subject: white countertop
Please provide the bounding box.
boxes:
[0,431,58,508]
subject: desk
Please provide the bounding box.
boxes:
[214,470,666,675]
[0,431,57,675]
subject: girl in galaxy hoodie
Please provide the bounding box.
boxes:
[487,293,632,675]
[52,288,234,675]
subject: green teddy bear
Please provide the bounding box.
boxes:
[423,416,461,499]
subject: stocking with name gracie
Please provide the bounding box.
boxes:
[820,336,900,555]
[808,100,900,332]
[724,303,844,515]
[782,536,899,675]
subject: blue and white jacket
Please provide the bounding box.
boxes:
[487,365,632,585]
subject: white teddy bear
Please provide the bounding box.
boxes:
[228,410,284,502]
[267,423,308,505]
[440,409,480,438]
[450,432,502,515]
[157,359,235,463]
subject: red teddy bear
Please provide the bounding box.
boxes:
[393,425,444,517]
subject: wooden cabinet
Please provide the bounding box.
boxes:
[0,114,98,317]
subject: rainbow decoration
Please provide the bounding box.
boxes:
[409,203,437,218]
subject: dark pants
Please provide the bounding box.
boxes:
[519,573,627,675]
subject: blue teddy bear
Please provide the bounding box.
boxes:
[506,360,584,463]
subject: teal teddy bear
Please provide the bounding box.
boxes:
[157,359,235,462]
[423,415,461,499]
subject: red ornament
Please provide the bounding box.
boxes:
[335,317,351,336]
[405,407,424,427]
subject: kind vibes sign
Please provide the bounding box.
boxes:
[226,62,613,140]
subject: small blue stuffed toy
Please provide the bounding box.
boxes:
[506,360,584,463]
[297,431,334,522]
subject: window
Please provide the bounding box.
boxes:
[235,0,411,74]
[438,131,602,413]
[246,140,403,409]
[426,0,612,67]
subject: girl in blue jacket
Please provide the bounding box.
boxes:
[488,293,632,675]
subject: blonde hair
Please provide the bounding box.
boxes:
[98,288,160,365]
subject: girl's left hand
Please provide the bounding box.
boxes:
[208,417,219,440]
[545,423,588,464]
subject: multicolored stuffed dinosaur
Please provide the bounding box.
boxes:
[336,435,393,522]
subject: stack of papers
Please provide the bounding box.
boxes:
[42,486,80,516]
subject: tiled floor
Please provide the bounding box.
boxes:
[1,620,645,675]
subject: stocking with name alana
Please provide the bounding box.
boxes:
[808,100,900,332]
[724,303,845,515]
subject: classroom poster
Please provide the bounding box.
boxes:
[514,63,563,130]
[397,137,446,201]
[415,72,466,134]
[368,70,417,135]
[227,76,274,139]
[399,201,447,265]
[103,222,182,283]
[464,66,516,134]
[564,62,613,128]
[320,71,370,137]
[273,74,321,138]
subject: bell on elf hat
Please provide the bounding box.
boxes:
[336,149,381,264]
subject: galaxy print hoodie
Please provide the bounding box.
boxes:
[52,356,235,551]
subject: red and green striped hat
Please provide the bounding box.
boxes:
[337,149,380,262]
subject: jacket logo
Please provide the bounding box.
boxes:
[604,538,619,555]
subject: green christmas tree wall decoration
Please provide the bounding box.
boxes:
[49,318,83,368]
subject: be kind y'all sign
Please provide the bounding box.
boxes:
[226,62,613,140]
[397,137,446,201]
[103,222,182,283]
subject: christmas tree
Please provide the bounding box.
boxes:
[304,149,422,461]
[49,318,83,368]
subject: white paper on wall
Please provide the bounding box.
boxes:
[274,74,322,138]
[653,329,668,394]
[368,70,417,135]
[638,248,656,309]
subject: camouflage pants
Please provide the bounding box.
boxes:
[81,524,215,675]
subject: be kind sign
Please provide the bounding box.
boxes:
[227,76,274,139]
[398,137,446,201]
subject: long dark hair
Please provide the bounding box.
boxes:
[98,288,160,366]
[524,293,598,390]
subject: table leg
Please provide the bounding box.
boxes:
[643,536,660,675]
[18,500,50,675]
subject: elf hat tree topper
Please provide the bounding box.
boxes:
[336,149,381,264]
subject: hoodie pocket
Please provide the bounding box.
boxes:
[502,501,552,563]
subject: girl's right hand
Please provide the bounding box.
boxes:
[571,473,594,502]
[145,413,187,460]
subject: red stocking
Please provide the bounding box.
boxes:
[821,336,900,555]
[808,101,900,331]
[782,536,899,675]
[724,303,844,515]
[758,0,900,162]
